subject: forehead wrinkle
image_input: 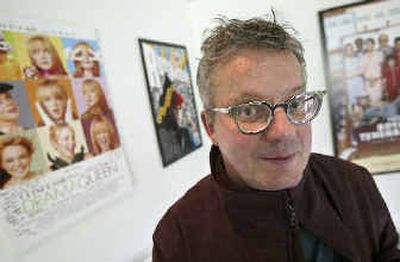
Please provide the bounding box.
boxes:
[227,84,305,106]
[227,93,264,105]
[213,49,303,106]
[216,49,273,79]
[213,53,260,104]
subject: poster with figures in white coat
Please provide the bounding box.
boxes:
[319,0,400,174]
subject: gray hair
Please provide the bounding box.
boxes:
[197,15,307,108]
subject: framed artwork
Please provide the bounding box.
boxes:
[139,39,202,167]
[319,0,400,174]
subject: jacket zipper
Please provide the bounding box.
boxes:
[286,190,297,262]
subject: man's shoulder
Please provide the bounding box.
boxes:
[171,175,218,212]
[152,175,215,259]
[308,152,376,193]
[153,175,222,240]
[157,175,220,224]
[305,153,386,222]
[309,152,369,177]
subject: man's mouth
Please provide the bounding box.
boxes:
[259,153,296,164]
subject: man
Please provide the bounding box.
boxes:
[153,16,400,261]
[378,33,393,59]
[354,37,364,58]
[0,83,24,135]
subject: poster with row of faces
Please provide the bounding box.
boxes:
[0,21,132,253]
[319,0,400,174]
[0,29,121,189]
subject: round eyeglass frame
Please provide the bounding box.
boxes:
[207,90,327,135]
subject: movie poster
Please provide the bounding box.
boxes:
[139,39,202,167]
[319,0,400,174]
[0,20,133,251]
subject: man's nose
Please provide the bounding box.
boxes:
[261,107,295,141]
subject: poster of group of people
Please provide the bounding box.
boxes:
[139,39,202,166]
[0,20,133,252]
[319,0,400,174]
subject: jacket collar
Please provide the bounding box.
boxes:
[209,145,356,260]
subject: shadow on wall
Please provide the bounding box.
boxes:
[131,247,152,262]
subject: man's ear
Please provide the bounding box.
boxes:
[201,111,218,145]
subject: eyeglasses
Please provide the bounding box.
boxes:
[208,90,326,135]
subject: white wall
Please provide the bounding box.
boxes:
[0,0,210,261]
[0,0,399,261]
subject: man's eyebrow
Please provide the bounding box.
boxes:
[282,85,306,101]
[226,85,305,106]
[228,93,264,105]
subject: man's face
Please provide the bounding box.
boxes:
[355,39,363,50]
[366,41,375,52]
[379,35,389,48]
[203,49,311,190]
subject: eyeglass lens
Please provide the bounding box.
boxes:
[234,103,272,132]
[233,93,321,133]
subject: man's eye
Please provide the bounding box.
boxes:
[235,105,269,123]
[289,99,304,109]
[288,95,316,119]
[289,95,311,110]
[237,105,257,117]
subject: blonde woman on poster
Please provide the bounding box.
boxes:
[34,79,77,126]
[47,123,90,171]
[81,79,112,119]
[72,42,100,78]
[90,115,119,156]
[0,135,39,189]
[24,35,67,79]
